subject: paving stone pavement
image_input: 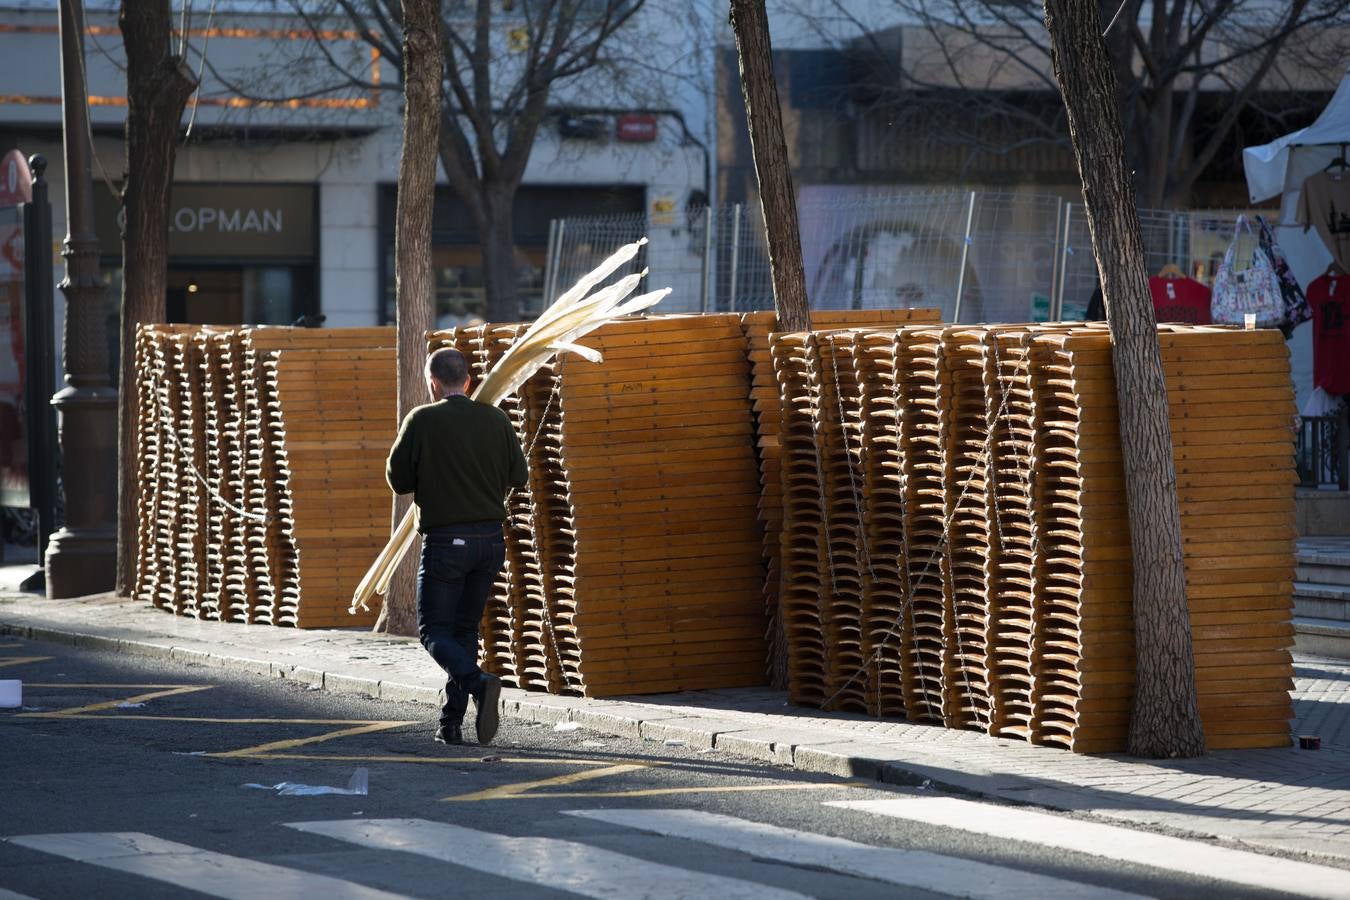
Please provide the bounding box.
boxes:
[2,588,1348,865]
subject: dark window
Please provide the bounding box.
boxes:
[378,184,645,324]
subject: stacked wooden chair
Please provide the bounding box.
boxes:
[133,314,1295,748]
[134,325,395,628]
[770,323,1296,752]
[428,314,769,696]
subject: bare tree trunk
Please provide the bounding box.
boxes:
[384,0,442,636]
[1043,0,1205,758]
[480,186,519,325]
[728,0,809,333]
[730,0,809,690]
[115,0,197,597]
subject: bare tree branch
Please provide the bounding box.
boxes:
[794,0,1350,207]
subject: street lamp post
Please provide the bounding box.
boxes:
[47,0,117,598]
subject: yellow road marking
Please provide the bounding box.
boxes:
[0,656,52,669]
[531,782,865,799]
[25,683,207,689]
[248,753,625,766]
[209,720,419,758]
[444,763,654,802]
[23,685,215,716]
[19,714,408,725]
[11,679,439,763]
[11,675,860,801]
[244,752,473,765]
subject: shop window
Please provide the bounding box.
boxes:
[381,245,546,326]
[165,265,316,326]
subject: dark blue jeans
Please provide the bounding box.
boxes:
[417,522,506,727]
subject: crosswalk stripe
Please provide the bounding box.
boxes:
[285,817,812,900]
[4,832,405,900]
[828,797,1350,899]
[565,807,1147,900]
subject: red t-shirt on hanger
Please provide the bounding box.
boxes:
[1309,272,1350,394]
[1147,275,1212,325]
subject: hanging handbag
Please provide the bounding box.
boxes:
[1255,214,1312,337]
[1211,215,1285,327]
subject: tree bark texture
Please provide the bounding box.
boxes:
[115,0,197,596]
[478,187,519,324]
[728,0,810,334]
[385,0,442,636]
[730,0,808,690]
[1042,0,1205,758]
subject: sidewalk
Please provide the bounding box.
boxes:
[3,586,1349,866]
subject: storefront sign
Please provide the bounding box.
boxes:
[1030,292,1050,323]
[616,114,658,143]
[0,206,27,507]
[0,151,31,207]
[95,183,316,259]
[650,194,677,225]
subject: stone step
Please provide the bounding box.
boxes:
[1296,564,1350,586]
[1294,582,1350,621]
[1294,616,1350,660]
[1296,546,1350,585]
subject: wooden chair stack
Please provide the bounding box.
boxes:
[563,314,768,694]
[133,315,1294,742]
[852,330,911,719]
[428,314,768,696]
[1030,328,1137,750]
[983,328,1048,742]
[134,325,395,628]
[770,323,1296,752]
[426,323,578,693]
[1148,327,1296,748]
[898,327,955,724]
[741,309,942,684]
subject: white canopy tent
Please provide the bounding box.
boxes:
[1245,68,1350,209]
[1242,70,1349,412]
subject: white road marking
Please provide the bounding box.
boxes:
[566,807,1147,900]
[828,797,1350,899]
[5,832,405,900]
[286,817,812,900]
[0,889,39,900]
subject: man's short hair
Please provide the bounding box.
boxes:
[427,347,469,388]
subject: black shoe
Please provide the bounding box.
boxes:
[434,724,463,745]
[473,673,502,746]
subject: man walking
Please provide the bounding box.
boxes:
[386,347,528,745]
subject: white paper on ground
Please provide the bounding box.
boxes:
[244,768,369,797]
[0,680,20,708]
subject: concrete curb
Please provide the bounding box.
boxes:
[0,616,986,800]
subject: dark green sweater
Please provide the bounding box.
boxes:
[386,395,528,529]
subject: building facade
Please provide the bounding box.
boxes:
[0,1,713,346]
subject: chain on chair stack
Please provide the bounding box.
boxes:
[134,325,396,628]
[771,323,1297,752]
[132,314,1296,742]
[428,314,772,697]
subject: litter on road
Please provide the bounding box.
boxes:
[243,768,369,797]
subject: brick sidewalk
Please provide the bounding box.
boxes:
[2,589,1348,865]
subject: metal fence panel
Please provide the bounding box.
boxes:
[544,190,1246,323]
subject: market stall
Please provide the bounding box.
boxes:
[1244,69,1350,412]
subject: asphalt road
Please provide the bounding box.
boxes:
[0,637,1329,899]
